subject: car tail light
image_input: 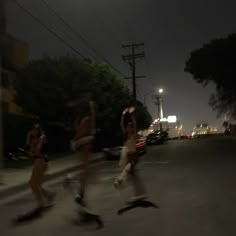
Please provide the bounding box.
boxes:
[136,141,145,147]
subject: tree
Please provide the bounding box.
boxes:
[185,33,236,118]
[135,101,152,130]
[15,55,151,145]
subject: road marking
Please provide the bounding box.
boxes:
[101,176,115,181]
[142,161,170,165]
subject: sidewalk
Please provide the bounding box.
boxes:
[0,153,103,201]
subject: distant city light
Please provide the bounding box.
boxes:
[167,116,177,123]
[159,116,177,123]
[160,118,167,122]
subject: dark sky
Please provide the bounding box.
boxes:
[6,0,236,133]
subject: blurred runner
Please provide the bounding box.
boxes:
[64,100,104,228]
[71,100,96,205]
[27,124,54,209]
[114,107,146,202]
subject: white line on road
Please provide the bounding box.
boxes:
[142,161,170,165]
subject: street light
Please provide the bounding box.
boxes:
[156,88,164,119]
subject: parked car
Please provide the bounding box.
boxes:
[103,136,147,160]
[146,130,168,145]
[103,146,122,160]
[136,136,147,155]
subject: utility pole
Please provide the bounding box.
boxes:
[156,95,163,131]
[153,93,164,131]
[122,43,145,101]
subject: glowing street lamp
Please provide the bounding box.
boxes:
[156,88,164,119]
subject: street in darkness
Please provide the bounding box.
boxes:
[0,137,236,236]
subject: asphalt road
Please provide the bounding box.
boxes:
[1,137,236,236]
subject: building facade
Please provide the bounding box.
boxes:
[192,124,218,137]
[0,33,29,114]
[0,0,29,114]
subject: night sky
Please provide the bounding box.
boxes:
[6,0,236,133]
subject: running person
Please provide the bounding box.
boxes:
[114,107,146,202]
[27,124,54,209]
[65,100,103,227]
[72,100,96,205]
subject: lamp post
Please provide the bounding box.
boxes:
[154,88,164,131]
[157,88,164,119]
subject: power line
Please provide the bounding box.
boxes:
[12,0,125,77]
[12,0,86,59]
[39,0,125,77]
[40,0,102,61]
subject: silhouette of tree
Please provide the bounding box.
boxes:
[15,55,151,135]
[185,33,236,118]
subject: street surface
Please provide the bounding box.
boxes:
[0,137,236,236]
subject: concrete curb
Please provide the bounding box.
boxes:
[0,156,103,202]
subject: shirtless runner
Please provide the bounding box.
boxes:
[27,124,54,209]
[114,107,146,202]
[72,100,96,205]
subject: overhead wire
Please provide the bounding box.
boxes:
[115,8,146,98]
[12,0,126,77]
[118,9,154,100]
[39,0,126,77]
[12,0,86,59]
[81,3,133,73]
[41,1,105,61]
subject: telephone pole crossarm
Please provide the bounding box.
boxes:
[121,43,145,101]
